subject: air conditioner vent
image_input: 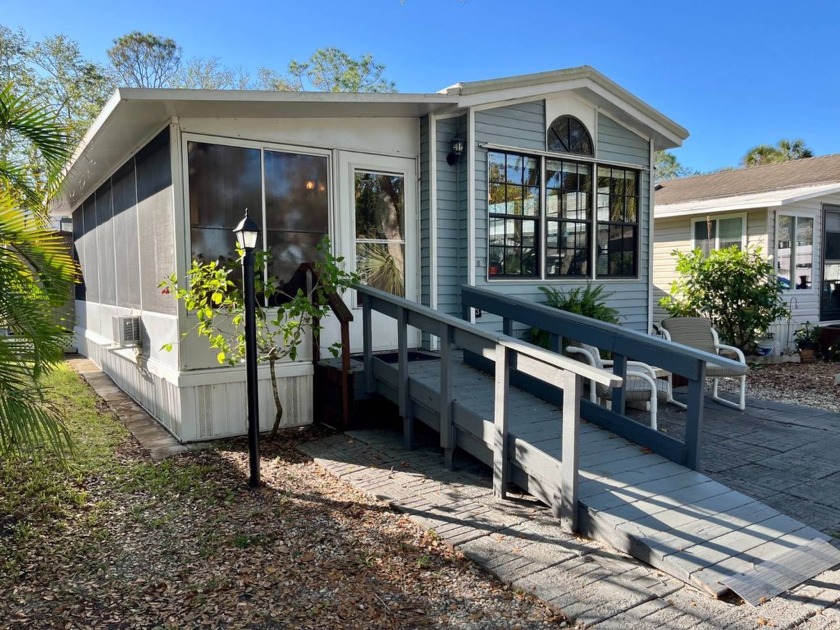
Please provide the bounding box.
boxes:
[113,316,142,347]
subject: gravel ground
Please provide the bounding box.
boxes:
[720,359,840,412]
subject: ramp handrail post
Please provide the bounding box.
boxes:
[611,353,628,414]
[493,343,511,500]
[684,362,706,469]
[363,296,374,394]
[439,324,455,470]
[398,306,413,450]
[560,370,582,532]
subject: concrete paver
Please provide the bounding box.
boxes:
[300,426,840,628]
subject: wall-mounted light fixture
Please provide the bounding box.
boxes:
[447,135,465,166]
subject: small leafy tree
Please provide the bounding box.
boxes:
[660,245,789,352]
[160,238,357,438]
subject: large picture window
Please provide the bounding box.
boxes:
[488,150,639,280]
[188,140,329,299]
[776,214,813,290]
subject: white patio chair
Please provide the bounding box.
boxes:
[659,317,749,411]
[565,342,671,430]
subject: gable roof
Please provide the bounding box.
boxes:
[440,66,687,151]
[656,154,840,209]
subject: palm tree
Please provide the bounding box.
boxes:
[0,83,75,456]
[742,138,813,167]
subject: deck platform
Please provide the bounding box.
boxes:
[371,355,837,598]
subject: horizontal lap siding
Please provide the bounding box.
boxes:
[475,102,545,151]
[436,116,462,317]
[597,113,649,166]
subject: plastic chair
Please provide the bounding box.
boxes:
[659,317,749,411]
[565,342,671,430]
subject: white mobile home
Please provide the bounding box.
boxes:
[56,66,687,442]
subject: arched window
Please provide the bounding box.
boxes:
[547,115,593,156]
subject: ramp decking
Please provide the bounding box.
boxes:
[371,356,836,598]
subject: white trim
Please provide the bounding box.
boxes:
[468,108,476,323]
[429,114,439,350]
[656,183,840,218]
[775,211,817,295]
[647,139,655,335]
[690,212,747,251]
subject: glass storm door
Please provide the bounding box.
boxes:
[821,205,840,321]
[322,152,418,354]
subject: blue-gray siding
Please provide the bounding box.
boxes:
[474,101,545,152]
[434,116,463,318]
[597,113,648,166]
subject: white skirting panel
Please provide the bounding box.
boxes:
[76,329,314,443]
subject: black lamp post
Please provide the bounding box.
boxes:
[233,210,262,488]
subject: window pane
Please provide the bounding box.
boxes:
[188,142,262,233]
[355,171,405,297]
[489,182,506,212]
[267,230,324,286]
[795,217,813,289]
[355,173,404,240]
[264,151,328,233]
[489,152,506,182]
[506,155,524,184]
[718,217,742,247]
[356,242,405,297]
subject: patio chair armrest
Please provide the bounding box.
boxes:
[626,361,660,381]
[715,342,746,363]
[566,346,596,366]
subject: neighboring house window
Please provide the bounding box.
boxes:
[188,140,329,299]
[488,151,540,277]
[777,215,813,290]
[547,115,594,156]
[488,150,640,279]
[691,215,745,255]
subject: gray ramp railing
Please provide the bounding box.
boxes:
[460,285,748,470]
[357,284,620,532]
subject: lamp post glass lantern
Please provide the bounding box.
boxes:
[233,209,262,487]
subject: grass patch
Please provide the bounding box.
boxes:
[0,364,130,531]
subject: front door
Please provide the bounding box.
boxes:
[322,151,419,354]
[822,205,840,321]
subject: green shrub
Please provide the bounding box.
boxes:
[530,284,619,349]
[660,245,789,353]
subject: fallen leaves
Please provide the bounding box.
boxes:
[0,366,560,629]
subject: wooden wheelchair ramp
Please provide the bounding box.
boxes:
[373,356,840,599]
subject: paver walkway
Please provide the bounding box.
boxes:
[69,357,188,460]
[301,427,840,628]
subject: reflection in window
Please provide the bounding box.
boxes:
[546,159,590,277]
[547,115,593,156]
[692,216,744,255]
[187,141,329,296]
[488,151,539,277]
[777,215,813,290]
[355,172,405,298]
[596,166,638,277]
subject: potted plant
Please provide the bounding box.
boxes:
[794,321,821,363]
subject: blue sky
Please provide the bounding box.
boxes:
[5,0,840,173]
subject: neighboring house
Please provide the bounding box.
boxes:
[55,66,687,442]
[653,155,840,348]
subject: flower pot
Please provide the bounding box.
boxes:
[799,348,816,363]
